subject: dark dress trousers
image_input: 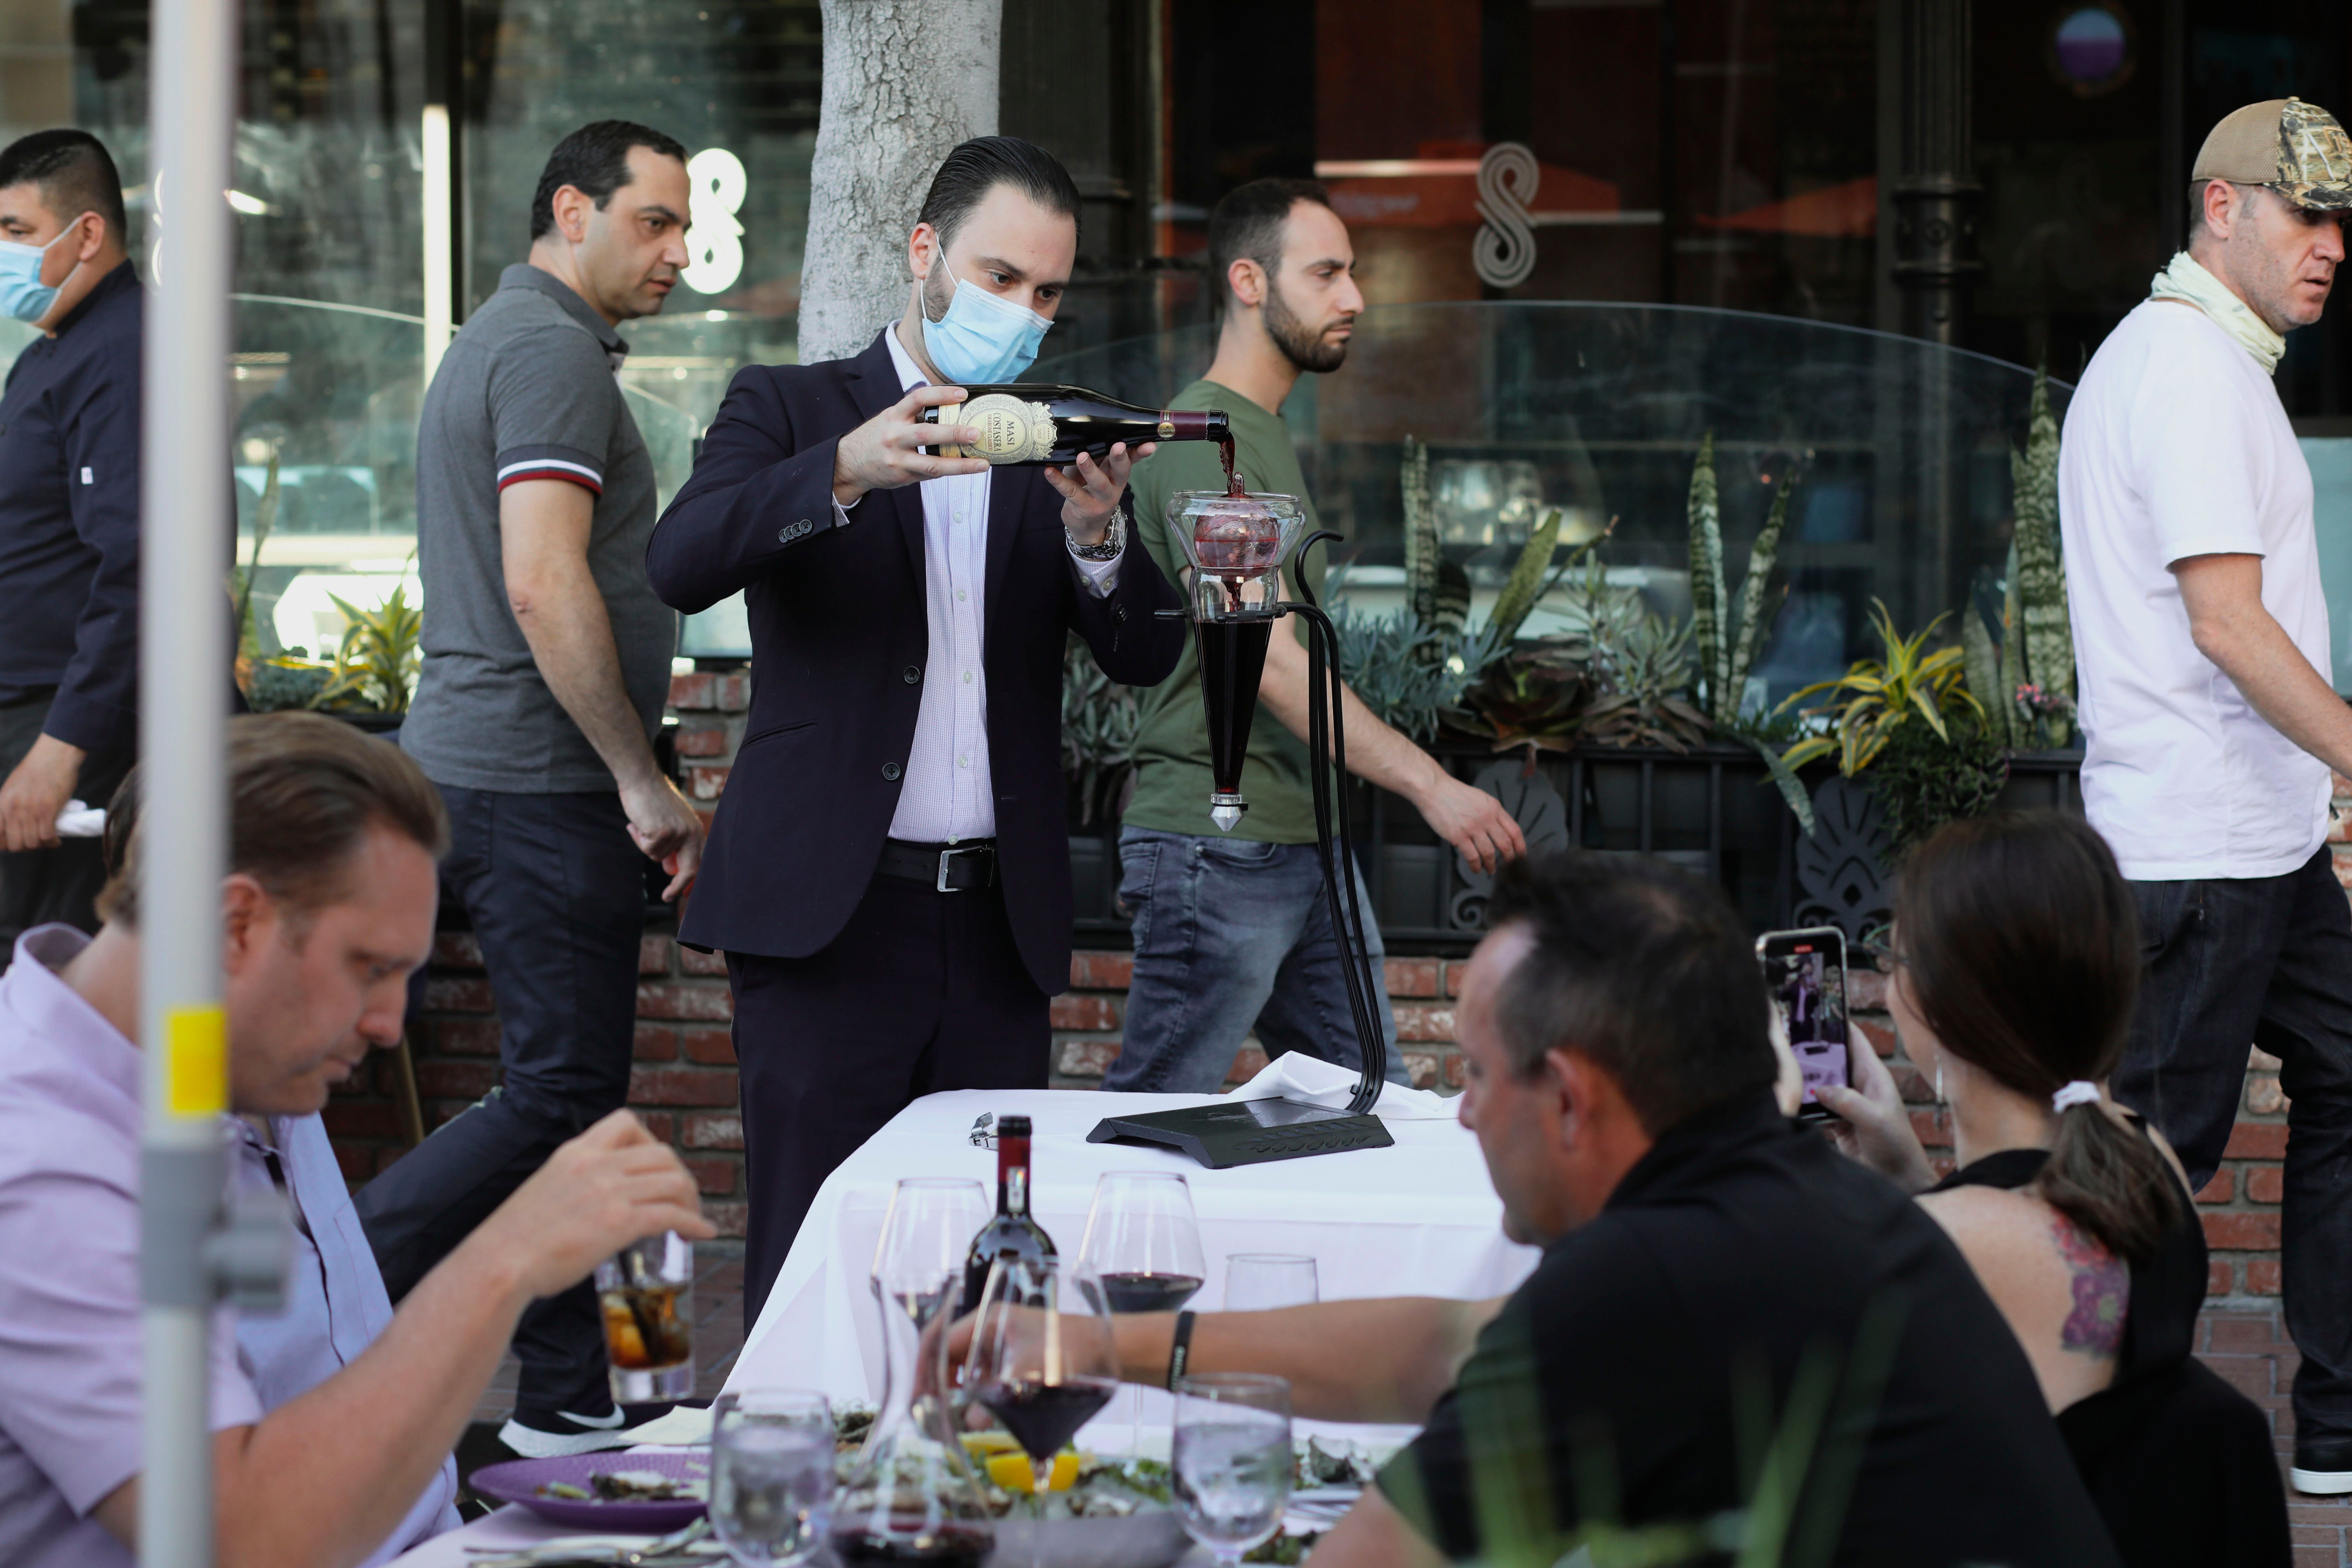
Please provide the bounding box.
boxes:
[646,329,1184,1323]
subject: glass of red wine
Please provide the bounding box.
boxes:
[968,1254,1121,1503]
[1077,1171,1205,1454]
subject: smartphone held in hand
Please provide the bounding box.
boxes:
[1756,926,1849,1121]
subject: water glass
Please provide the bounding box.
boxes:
[710,1388,834,1567]
[1172,1373,1293,1565]
[1224,1253,1318,1311]
[595,1230,694,1402]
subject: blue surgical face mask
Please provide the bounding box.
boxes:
[0,215,91,324]
[919,254,1052,384]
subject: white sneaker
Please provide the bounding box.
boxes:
[497,1403,676,1458]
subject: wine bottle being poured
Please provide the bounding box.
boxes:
[918,385,1232,470]
[960,1115,1056,1314]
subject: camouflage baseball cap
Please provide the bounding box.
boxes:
[2192,97,2352,211]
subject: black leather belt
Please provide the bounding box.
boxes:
[878,838,999,892]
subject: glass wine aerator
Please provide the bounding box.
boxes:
[1090,493,1396,1158]
[1166,490,1307,832]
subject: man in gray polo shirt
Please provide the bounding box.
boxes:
[358,120,704,1458]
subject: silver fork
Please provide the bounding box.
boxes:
[466,1516,715,1566]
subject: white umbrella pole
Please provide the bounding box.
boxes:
[139,0,238,1563]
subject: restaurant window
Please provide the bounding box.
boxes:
[0,0,820,661]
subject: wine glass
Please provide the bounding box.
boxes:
[710,1388,833,1567]
[1078,1172,1206,1455]
[1224,1253,1318,1311]
[967,1255,1121,1500]
[1172,1373,1293,1567]
[873,1176,992,1326]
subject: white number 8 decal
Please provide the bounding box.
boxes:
[682,147,747,295]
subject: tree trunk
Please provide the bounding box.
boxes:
[797,0,1003,365]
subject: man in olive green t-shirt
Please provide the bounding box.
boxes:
[1107,181,1524,1093]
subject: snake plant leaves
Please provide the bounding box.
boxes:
[2009,369,2073,746]
[1998,540,2025,741]
[1687,432,1729,721]
[1728,474,1798,723]
[1961,595,2010,748]
[1401,435,1440,632]
[1487,507,1563,648]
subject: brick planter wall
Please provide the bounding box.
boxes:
[323,671,2302,1295]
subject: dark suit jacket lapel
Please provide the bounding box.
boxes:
[840,329,924,586]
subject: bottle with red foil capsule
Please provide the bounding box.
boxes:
[919,385,1231,469]
[959,1115,1056,1313]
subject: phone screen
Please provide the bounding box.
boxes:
[1758,929,1849,1114]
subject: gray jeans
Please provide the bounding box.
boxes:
[1104,825,1407,1094]
[0,694,130,960]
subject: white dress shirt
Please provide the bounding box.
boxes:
[847,324,1122,844]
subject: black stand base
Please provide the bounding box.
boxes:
[1086,1098,1394,1170]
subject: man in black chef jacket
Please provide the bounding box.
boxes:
[0,131,141,959]
[646,136,1185,1324]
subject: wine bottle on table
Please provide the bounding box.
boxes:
[960,1115,1056,1313]
[919,385,1235,481]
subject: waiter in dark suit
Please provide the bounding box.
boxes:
[647,137,1185,1324]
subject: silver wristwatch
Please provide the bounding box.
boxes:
[1067,505,1126,562]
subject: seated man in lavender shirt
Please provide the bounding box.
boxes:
[0,713,713,1568]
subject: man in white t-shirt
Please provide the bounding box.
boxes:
[2059,96,2352,1494]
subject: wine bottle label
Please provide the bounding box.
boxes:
[958,393,1058,464]
[1157,418,1176,440]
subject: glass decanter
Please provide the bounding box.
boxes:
[832,1178,997,1568]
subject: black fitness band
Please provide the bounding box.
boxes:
[1166,1310,1198,1390]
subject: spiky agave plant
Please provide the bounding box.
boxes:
[1776,601,1982,777]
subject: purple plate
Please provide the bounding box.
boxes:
[469,1450,709,1530]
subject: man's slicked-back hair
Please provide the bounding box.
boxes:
[916,136,1082,252]
[1486,851,1777,1134]
[99,713,449,929]
[1207,178,1335,317]
[530,119,689,241]
[0,129,127,243]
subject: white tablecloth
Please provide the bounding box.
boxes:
[728,1087,1541,1409]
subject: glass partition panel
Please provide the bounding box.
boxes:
[1045,302,2068,704]
[221,295,700,658]
[2307,437,2352,695]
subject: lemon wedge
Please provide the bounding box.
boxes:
[983,1450,1082,1493]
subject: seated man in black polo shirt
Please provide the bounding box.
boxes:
[1115,853,2120,1567]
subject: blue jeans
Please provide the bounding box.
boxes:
[1105,826,1407,1094]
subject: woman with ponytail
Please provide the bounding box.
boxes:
[1821,810,2286,1567]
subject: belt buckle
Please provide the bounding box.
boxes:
[937,845,984,892]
